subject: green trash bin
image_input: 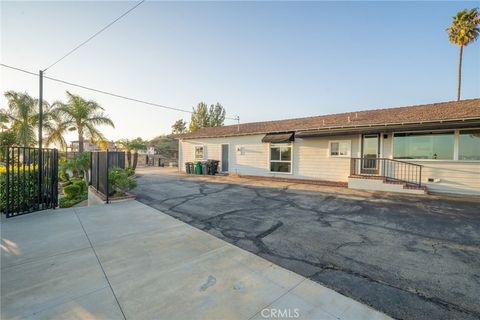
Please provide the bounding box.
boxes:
[194,161,202,175]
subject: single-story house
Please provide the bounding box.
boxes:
[178,99,480,195]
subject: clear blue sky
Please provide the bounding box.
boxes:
[1,1,479,143]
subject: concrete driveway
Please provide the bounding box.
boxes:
[1,200,390,320]
[134,167,480,320]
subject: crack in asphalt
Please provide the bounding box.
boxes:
[134,172,480,320]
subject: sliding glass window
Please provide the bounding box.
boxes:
[393,131,454,160]
[459,129,480,160]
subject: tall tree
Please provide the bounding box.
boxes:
[171,119,187,134]
[447,8,480,101]
[0,91,46,147]
[189,102,209,132]
[149,135,178,159]
[0,112,8,132]
[189,102,226,132]
[52,91,114,152]
[208,103,226,127]
[44,109,68,150]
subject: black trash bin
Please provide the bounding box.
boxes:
[209,160,219,175]
[188,162,194,174]
[185,162,192,174]
[205,160,213,175]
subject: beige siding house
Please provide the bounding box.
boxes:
[178,99,480,195]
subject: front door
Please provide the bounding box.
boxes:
[221,144,229,172]
[362,134,379,174]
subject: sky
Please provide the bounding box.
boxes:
[1,1,479,144]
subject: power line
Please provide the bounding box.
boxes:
[1,63,239,121]
[43,0,145,72]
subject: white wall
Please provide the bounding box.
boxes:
[180,132,480,195]
[295,135,360,182]
[179,134,360,182]
[380,133,480,195]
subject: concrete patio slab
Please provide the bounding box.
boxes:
[1,208,90,268]
[1,200,392,320]
[24,287,124,320]
[1,248,109,319]
[74,200,183,245]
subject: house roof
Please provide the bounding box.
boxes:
[179,99,480,140]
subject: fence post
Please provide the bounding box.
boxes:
[419,166,422,187]
[106,149,109,204]
[5,146,10,217]
[96,152,100,191]
[89,152,92,186]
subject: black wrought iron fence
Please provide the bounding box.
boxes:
[89,151,125,202]
[1,146,58,218]
[350,157,423,187]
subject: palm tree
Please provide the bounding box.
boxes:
[0,112,8,132]
[130,137,147,170]
[447,8,480,101]
[44,109,68,150]
[0,91,45,146]
[52,91,114,152]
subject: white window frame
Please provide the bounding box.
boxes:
[194,145,205,160]
[390,128,480,162]
[269,143,293,174]
[328,140,351,158]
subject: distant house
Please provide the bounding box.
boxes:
[178,99,480,195]
[69,140,117,152]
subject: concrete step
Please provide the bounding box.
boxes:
[348,176,427,194]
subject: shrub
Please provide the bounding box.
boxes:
[63,184,80,199]
[59,193,87,208]
[71,179,86,193]
[0,165,38,213]
[125,167,135,177]
[109,168,137,195]
[59,169,70,182]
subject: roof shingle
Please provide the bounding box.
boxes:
[179,99,480,139]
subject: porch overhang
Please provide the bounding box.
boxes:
[295,119,480,138]
[261,132,295,143]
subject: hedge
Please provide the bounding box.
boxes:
[0,165,38,213]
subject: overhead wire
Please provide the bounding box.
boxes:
[1,63,239,120]
[43,0,145,71]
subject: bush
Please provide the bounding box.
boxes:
[59,170,70,182]
[71,179,86,193]
[125,167,135,177]
[109,168,137,195]
[63,184,80,199]
[0,165,38,213]
[59,193,87,208]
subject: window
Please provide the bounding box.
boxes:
[459,129,480,160]
[329,141,351,157]
[194,146,204,159]
[393,131,454,160]
[270,143,292,173]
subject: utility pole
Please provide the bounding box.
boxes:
[236,116,240,132]
[38,70,43,208]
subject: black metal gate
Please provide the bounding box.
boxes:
[89,151,125,203]
[2,146,58,218]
